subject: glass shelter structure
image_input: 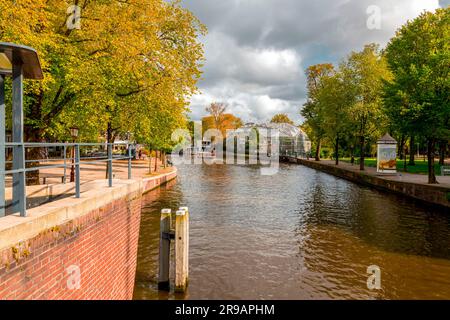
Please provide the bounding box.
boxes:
[0,43,43,217]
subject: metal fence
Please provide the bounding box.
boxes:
[0,142,135,218]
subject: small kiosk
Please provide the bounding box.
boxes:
[376,133,397,174]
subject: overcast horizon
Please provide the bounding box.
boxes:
[182,0,449,125]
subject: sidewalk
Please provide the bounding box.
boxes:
[318,159,450,189]
[295,158,450,208]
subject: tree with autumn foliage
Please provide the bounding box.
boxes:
[205,102,228,132]
[270,114,294,125]
[0,0,206,181]
[202,113,243,137]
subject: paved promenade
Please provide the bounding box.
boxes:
[315,159,450,189]
[292,158,450,208]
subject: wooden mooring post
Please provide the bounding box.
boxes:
[158,209,172,290]
[179,207,189,282]
[158,207,190,293]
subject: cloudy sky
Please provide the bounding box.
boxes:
[182,0,448,124]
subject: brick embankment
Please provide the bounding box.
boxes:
[292,158,450,209]
[0,168,177,300]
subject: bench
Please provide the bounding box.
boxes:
[441,166,450,176]
[40,175,66,184]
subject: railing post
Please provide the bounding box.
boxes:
[63,145,67,184]
[108,143,112,187]
[12,62,26,217]
[75,144,80,198]
[0,75,5,217]
[128,144,132,180]
[159,209,171,290]
[15,144,27,217]
[175,209,188,292]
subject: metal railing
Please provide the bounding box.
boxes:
[0,142,135,217]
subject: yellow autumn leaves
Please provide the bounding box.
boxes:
[0,0,206,148]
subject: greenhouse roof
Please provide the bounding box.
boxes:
[239,122,307,138]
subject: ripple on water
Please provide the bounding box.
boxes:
[134,163,450,300]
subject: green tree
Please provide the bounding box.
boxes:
[383,8,450,184]
[318,72,353,165]
[341,44,391,170]
[301,63,335,161]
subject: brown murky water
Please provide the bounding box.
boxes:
[133,163,450,300]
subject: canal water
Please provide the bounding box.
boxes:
[133,163,450,300]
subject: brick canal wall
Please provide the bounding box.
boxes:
[295,159,450,209]
[142,169,178,194]
[0,169,177,300]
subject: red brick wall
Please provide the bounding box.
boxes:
[0,195,142,300]
[142,169,177,194]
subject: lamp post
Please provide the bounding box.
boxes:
[70,127,79,182]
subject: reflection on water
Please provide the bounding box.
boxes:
[133,163,450,300]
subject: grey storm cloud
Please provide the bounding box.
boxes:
[182,0,442,124]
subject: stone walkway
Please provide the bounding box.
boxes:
[307,159,450,189]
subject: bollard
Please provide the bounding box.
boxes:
[175,210,189,292]
[179,207,189,282]
[158,209,171,290]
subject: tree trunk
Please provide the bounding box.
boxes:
[427,138,437,184]
[439,140,446,166]
[350,145,355,165]
[398,135,405,160]
[149,149,153,173]
[163,152,167,169]
[409,135,415,166]
[24,126,44,185]
[315,139,321,161]
[154,150,158,172]
[105,121,113,179]
[335,136,339,165]
[24,89,45,185]
[359,135,365,171]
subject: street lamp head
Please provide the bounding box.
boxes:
[0,42,43,79]
[70,127,79,139]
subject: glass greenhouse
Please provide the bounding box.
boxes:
[228,122,311,158]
